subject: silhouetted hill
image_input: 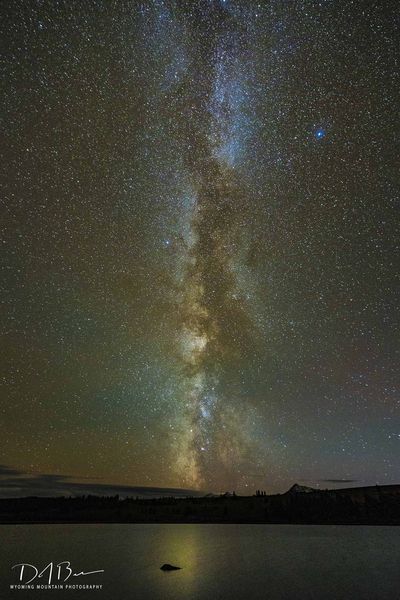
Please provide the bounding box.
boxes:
[0,484,399,525]
[286,483,316,494]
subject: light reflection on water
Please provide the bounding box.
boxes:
[1,524,400,599]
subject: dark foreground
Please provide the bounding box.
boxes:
[1,484,399,525]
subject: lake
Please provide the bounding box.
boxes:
[1,524,399,599]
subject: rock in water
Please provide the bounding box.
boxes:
[160,564,181,571]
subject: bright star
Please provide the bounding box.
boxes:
[315,127,326,139]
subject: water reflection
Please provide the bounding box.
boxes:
[0,524,399,600]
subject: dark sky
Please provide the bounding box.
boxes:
[1,0,399,497]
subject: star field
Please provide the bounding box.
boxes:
[1,0,399,494]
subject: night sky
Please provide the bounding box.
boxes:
[1,0,399,497]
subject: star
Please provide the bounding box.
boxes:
[314,127,327,140]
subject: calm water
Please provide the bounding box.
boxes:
[0,524,399,599]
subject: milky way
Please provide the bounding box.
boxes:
[1,0,399,496]
[170,4,259,486]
